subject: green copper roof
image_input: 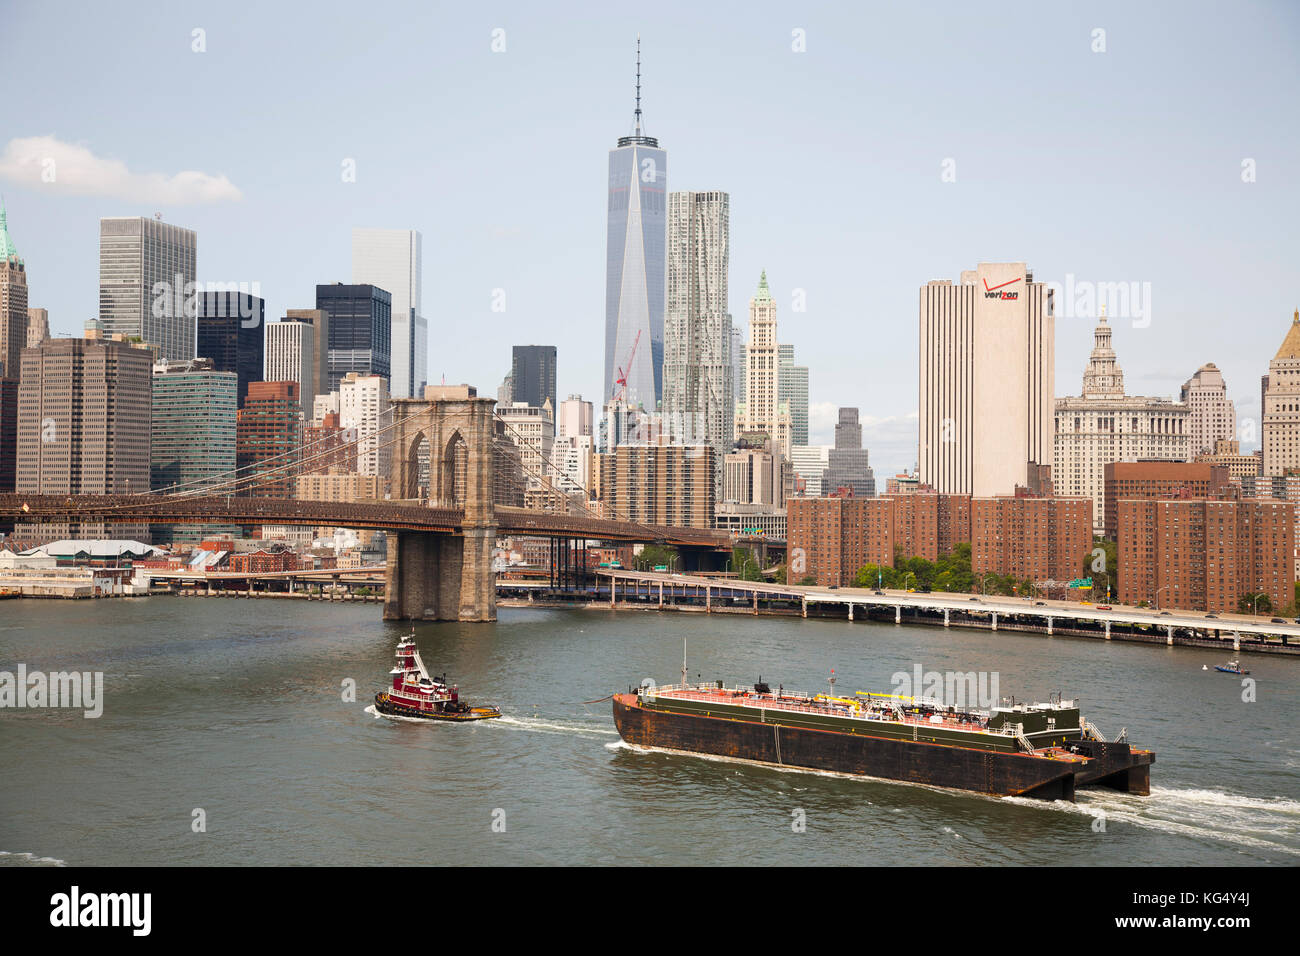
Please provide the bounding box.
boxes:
[0,199,20,263]
[753,269,772,304]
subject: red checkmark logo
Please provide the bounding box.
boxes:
[983,276,1023,292]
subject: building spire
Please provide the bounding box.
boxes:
[0,196,20,263]
[634,35,643,135]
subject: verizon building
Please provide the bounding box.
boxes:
[919,262,1054,497]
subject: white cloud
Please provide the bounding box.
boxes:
[0,135,242,204]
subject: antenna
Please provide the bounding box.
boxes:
[634,35,643,135]
[681,636,687,689]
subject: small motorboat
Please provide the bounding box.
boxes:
[1214,659,1250,675]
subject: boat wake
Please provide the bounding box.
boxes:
[486,715,619,739]
[1004,785,1300,858]
[0,850,66,867]
[362,703,446,725]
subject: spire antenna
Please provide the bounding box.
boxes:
[634,35,643,135]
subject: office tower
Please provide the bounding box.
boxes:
[1102,461,1234,540]
[919,262,1054,497]
[822,407,875,497]
[351,228,426,398]
[731,327,745,406]
[16,338,152,540]
[236,381,302,498]
[312,391,340,423]
[558,394,594,439]
[151,359,237,492]
[597,440,715,529]
[197,290,265,408]
[0,377,16,494]
[734,271,791,456]
[1118,497,1293,613]
[498,401,555,491]
[723,442,790,507]
[496,373,513,409]
[265,317,318,413]
[778,345,810,448]
[663,190,732,473]
[0,202,28,380]
[789,444,830,496]
[316,283,391,392]
[338,372,389,479]
[604,38,667,410]
[151,358,238,543]
[1181,363,1236,458]
[26,308,48,349]
[511,345,557,410]
[1263,310,1300,477]
[98,216,197,361]
[1054,312,1191,533]
[555,434,594,496]
[284,309,330,400]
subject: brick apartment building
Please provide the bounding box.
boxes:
[1103,461,1232,540]
[970,493,1092,583]
[236,381,302,498]
[787,491,1091,588]
[1118,495,1293,613]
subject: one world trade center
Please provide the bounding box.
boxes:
[604,38,666,411]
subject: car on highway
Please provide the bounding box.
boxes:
[1034,601,1046,606]
[1097,605,1112,611]
[1205,613,1218,619]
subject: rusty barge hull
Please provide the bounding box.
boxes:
[612,694,1151,801]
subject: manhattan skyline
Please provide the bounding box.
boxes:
[2,1,1298,478]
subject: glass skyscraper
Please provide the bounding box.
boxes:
[604,41,666,410]
[99,216,197,362]
[315,283,391,392]
[351,228,426,399]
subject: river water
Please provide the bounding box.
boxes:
[1,596,1297,866]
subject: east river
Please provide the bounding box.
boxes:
[1,597,1297,866]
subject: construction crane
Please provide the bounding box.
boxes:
[612,329,642,402]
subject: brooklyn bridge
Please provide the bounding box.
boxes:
[0,389,750,622]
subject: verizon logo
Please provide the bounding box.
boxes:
[982,276,1022,300]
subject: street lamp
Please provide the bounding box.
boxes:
[1155,585,1168,611]
[902,571,915,593]
[981,573,996,595]
[1252,587,1265,617]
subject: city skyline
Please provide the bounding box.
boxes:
[2,3,1298,478]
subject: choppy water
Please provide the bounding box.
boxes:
[1,597,1296,865]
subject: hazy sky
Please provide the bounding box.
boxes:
[3,0,1298,477]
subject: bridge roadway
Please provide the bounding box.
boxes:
[0,494,737,548]
[596,569,1300,644]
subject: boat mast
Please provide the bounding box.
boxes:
[681,638,688,689]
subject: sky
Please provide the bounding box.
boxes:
[3,0,1298,478]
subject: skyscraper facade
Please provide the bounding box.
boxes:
[17,336,153,495]
[338,372,390,479]
[778,354,810,448]
[283,309,331,403]
[1181,363,1236,458]
[236,381,302,499]
[734,271,791,456]
[98,216,197,361]
[151,359,237,493]
[1054,313,1191,533]
[26,307,48,350]
[604,42,666,410]
[265,318,318,414]
[316,283,392,392]
[1263,310,1300,477]
[0,202,28,380]
[351,228,426,399]
[511,345,557,410]
[663,190,733,475]
[919,262,1054,497]
[822,407,875,497]
[197,290,265,408]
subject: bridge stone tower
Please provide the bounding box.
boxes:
[385,387,498,622]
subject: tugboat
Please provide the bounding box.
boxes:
[1214,659,1250,675]
[373,631,502,721]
